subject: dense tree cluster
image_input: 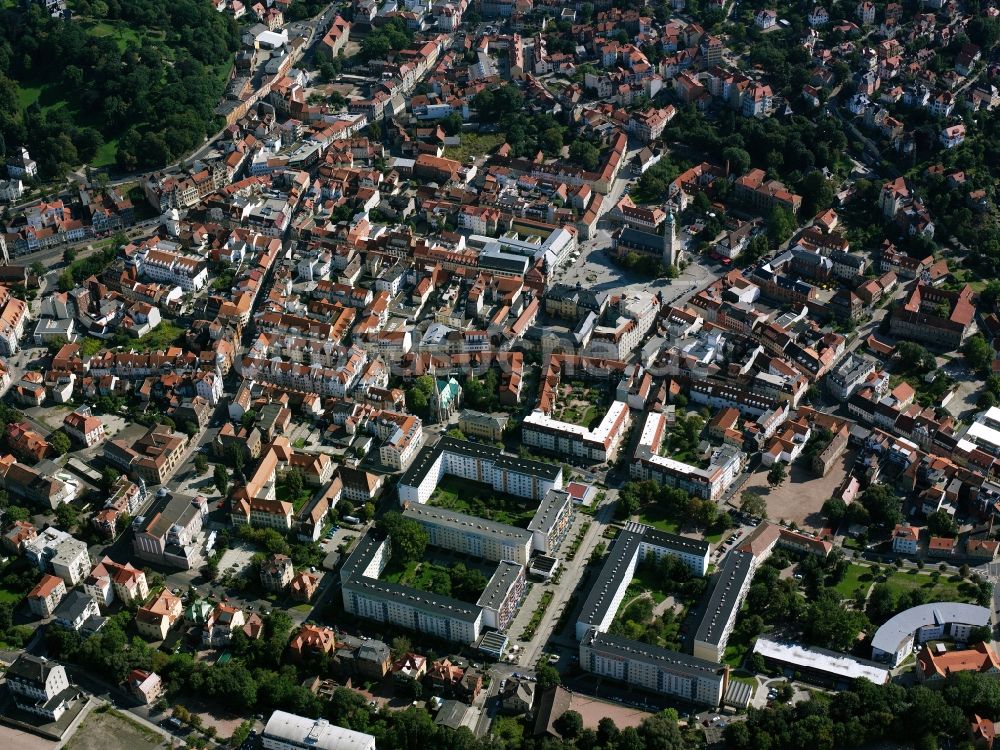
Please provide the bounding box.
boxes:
[615,479,731,533]
[664,107,847,201]
[726,674,1000,750]
[471,84,572,159]
[359,18,413,62]
[0,1,238,177]
[379,512,429,563]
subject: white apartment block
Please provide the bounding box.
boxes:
[262,712,375,750]
[402,504,533,565]
[50,538,91,586]
[522,400,632,464]
[398,436,563,505]
[137,247,208,292]
[6,655,78,721]
[580,629,724,706]
[631,411,746,501]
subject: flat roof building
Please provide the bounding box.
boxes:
[398,436,562,505]
[262,710,375,750]
[402,503,533,565]
[580,629,725,706]
[871,602,991,666]
[753,638,890,687]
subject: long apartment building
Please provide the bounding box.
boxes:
[402,503,533,565]
[402,486,574,563]
[580,629,726,707]
[340,532,486,643]
[132,242,208,292]
[398,436,563,505]
[631,411,746,502]
[693,522,831,662]
[522,400,632,464]
[575,521,718,704]
[576,522,709,640]
[239,344,368,398]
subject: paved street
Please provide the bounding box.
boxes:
[506,499,617,672]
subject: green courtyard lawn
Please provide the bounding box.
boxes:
[630,563,670,605]
[880,568,979,604]
[129,322,185,352]
[276,484,313,512]
[429,475,537,527]
[834,563,982,609]
[832,563,876,600]
[636,505,681,534]
[379,555,489,604]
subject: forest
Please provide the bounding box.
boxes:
[0,0,239,178]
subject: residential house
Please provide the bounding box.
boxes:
[5,654,79,721]
[27,574,66,618]
[136,589,184,641]
[891,523,919,554]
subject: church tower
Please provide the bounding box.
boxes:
[662,211,678,268]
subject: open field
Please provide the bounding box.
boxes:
[66,707,166,750]
[567,692,653,730]
[443,132,505,164]
[741,450,855,532]
[833,563,982,614]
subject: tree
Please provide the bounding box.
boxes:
[440,112,464,137]
[740,490,767,519]
[194,455,208,475]
[866,582,896,623]
[541,126,564,155]
[48,429,71,456]
[55,503,80,532]
[5,506,29,523]
[822,497,848,524]
[555,710,583,739]
[405,375,435,419]
[214,464,229,496]
[766,205,796,249]
[390,636,412,658]
[379,512,428,563]
[767,462,788,489]
[799,170,835,217]
[802,590,870,650]
[968,625,993,645]
[58,269,75,292]
[597,717,620,746]
[283,468,304,498]
[962,334,995,373]
[861,483,902,529]
[569,140,600,171]
[898,341,934,372]
[361,502,375,522]
[927,510,958,538]
[722,146,751,176]
[100,467,120,492]
[638,711,685,750]
[536,664,561,691]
